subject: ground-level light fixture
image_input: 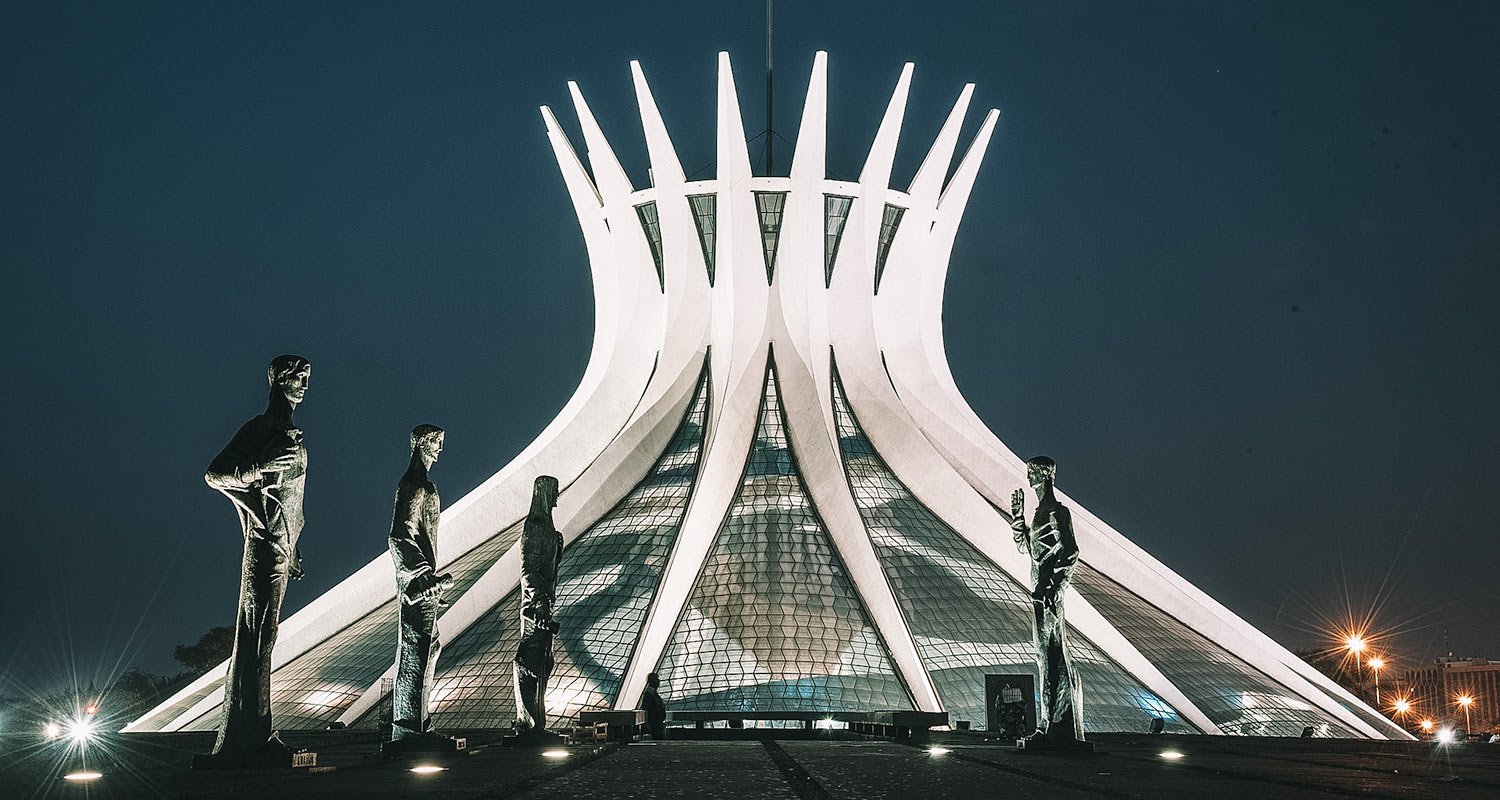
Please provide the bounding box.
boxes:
[409,765,446,774]
[926,747,951,756]
[1158,750,1185,760]
[541,750,570,759]
[63,771,103,782]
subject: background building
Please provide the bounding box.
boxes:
[1404,657,1499,733]
[127,54,1409,739]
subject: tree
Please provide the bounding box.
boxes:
[173,626,234,676]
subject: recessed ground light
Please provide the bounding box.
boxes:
[409,765,447,774]
[1158,750,1185,760]
[542,749,570,759]
[927,747,951,755]
[63,772,103,781]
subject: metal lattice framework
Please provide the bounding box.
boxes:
[127,53,1410,739]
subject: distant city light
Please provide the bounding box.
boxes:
[43,722,61,740]
[1159,750,1185,760]
[542,750,570,759]
[1392,698,1411,714]
[1456,695,1473,707]
[85,705,98,716]
[1420,719,1433,731]
[1435,728,1455,744]
[63,771,103,782]
[1343,635,1367,654]
[409,765,446,774]
[68,719,97,744]
[1367,657,1384,670]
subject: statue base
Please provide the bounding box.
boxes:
[192,750,317,770]
[379,733,468,759]
[502,728,568,747]
[1014,735,1096,754]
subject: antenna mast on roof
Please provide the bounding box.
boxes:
[765,0,774,175]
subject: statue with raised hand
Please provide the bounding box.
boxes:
[513,475,562,736]
[202,355,311,760]
[1011,455,1086,747]
[388,424,455,746]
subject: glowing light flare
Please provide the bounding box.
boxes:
[926,747,951,756]
[1391,698,1411,715]
[68,719,97,743]
[1456,695,1473,707]
[409,765,447,774]
[1158,750,1185,760]
[44,722,61,739]
[1343,634,1367,654]
[1435,728,1455,744]
[1420,719,1433,731]
[541,750,570,759]
[63,772,103,782]
[1367,657,1384,670]
[85,705,98,715]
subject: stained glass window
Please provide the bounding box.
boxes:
[831,363,1194,733]
[823,195,854,287]
[754,191,787,284]
[635,201,665,291]
[687,194,717,285]
[1071,563,1357,737]
[655,357,912,712]
[873,204,905,293]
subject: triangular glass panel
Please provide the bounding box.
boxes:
[830,359,1196,733]
[687,194,717,286]
[635,201,665,291]
[417,360,714,732]
[823,195,854,287]
[873,204,906,294]
[655,357,912,711]
[1070,564,1359,737]
[754,191,787,284]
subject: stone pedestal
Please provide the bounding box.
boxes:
[1014,736,1096,754]
[191,750,317,770]
[502,728,568,747]
[378,734,467,759]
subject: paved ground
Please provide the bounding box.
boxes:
[3,730,1498,799]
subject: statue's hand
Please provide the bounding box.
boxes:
[406,571,440,602]
[289,561,305,581]
[258,437,300,475]
[1010,488,1026,519]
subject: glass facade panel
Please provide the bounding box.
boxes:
[830,366,1193,733]
[1071,563,1358,737]
[130,680,224,732]
[656,360,912,712]
[823,195,854,287]
[687,194,717,285]
[873,204,905,293]
[416,364,712,731]
[635,201,665,291]
[754,191,787,284]
[179,523,526,730]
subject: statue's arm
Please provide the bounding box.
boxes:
[391,483,436,595]
[204,419,265,490]
[1055,506,1080,569]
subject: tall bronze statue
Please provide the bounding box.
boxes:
[1010,455,1086,747]
[387,424,455,747]
[202,355,311,760]
[513,475,562,737]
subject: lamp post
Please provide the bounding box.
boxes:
[1367,657,1384,706]
[1457,695,1473,734]
[1344,635,1368,700]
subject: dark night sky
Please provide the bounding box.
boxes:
[3,2,1497,695]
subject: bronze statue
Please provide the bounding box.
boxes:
[1010,455,1085,746]
[388,424,454,745]
[513,475,562,735]
[203,355,311,759]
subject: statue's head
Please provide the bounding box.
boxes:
[411,424,445,467]
[646,672,661,689]
[533,475,560,511]
[1026,456,1057,493]
[267,354,311,406]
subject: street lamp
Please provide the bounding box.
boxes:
[1420,718,1434,734]
[1457,695,1473,734]
[1367,657,1384,706]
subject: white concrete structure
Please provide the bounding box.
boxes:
[127,54,1410,739]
